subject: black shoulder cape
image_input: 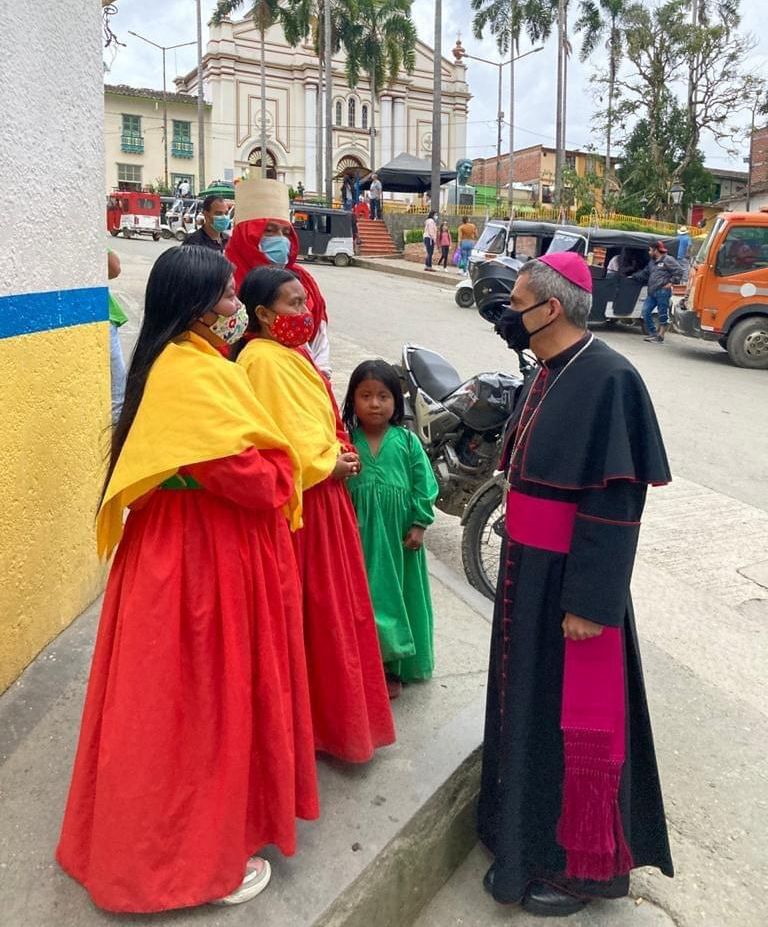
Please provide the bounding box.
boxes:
[518,338,671,490]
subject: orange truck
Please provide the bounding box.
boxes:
[673,211,768,369]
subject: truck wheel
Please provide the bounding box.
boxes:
[123,228,133,239]
[727,317,768,369]
[152,232,161,242]
[461,483,504,602]
[455,289,475,309]
[333,253,351,267]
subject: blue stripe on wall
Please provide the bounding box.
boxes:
[0,287,109,340]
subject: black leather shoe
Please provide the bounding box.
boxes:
[522,880,589,917]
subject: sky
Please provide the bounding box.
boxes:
[103,0,768,172]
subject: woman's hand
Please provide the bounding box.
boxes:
[562,613,604,640]
[332,452,361,480]
[404,526,426,550]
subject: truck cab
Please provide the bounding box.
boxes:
[674,212,768,369]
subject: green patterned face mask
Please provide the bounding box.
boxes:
[209,305,249,344]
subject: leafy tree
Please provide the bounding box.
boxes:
[575,0,630,199]
[614,0,753,202]
[614,96,714,217]
[344,0,417,171]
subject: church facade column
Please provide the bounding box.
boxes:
[392,97,406,158]
[304,81,318,193]
[379,93,392,166]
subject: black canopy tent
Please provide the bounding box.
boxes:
[360,153,457,194]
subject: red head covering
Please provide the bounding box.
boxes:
[537,251,593,293]
[654,240,668,254]
[225,218,328,339]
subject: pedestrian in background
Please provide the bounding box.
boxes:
[437,221,452,269]
[632,241,683,343]
[234,267,396,763]
[343,360,439,701]
[457,218,478,273]
[107,250,127,424]
[183,194,230,252]
[677,225,692,282]
[57,247,318,912]
[369,173,383,220]
[423,211,438,271]
[479,251,673,916]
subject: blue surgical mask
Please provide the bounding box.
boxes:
[260,235,291,266]
[212,215,229,233]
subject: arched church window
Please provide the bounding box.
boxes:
[348,98,356,127]
[335,100,342,126]
[361,104,369,130]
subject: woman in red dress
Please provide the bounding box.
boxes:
[233,267,396,763]
[56,247,318,913]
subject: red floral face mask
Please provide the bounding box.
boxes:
[270,310,314,347]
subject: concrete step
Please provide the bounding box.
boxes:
[0,555,493,927]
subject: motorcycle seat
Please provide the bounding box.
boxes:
[409,347,463,402]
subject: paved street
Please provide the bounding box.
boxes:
[103,237,768,924]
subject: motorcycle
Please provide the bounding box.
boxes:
[398,256,536,600]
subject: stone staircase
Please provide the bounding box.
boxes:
[356,217,398,256]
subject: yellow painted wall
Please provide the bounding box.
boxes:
[0,322,109,693]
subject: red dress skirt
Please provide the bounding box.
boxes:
[293,477,396,762]
[56,450,318,913]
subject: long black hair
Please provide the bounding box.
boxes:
[342,359,405,433]
[231,266,299,360]
[101,246,234,505]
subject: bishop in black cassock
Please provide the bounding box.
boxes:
[478,252,674,917]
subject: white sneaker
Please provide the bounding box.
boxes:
[210,857,272,906]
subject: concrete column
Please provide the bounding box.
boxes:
[393,97,406,158]
[304,81,318,193]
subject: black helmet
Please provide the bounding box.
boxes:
[472,257,523,324]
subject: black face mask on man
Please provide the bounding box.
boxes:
[495,299,554,351]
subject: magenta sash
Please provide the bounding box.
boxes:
[504,489,633,880]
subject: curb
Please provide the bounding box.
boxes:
[354,258,460,287]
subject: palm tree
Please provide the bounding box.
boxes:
[575,0,629,202]
[470,0,556,208]
[344,0,418,172]
[213,1,283,179]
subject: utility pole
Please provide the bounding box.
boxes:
[324,0,333,204]
[196,0,206,192]
[495,63,503,205]
[129,32,196,191]
[553,0,566,206]
[430,0,442,212]
[508,42,515,214]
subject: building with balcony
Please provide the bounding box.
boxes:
[104,84,211,194]
[173,14,469,196]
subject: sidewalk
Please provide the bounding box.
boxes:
[0,558,491,927]
[353,255,466,288]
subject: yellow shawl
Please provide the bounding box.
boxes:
[236,339,340,491]
[97,332,301,557]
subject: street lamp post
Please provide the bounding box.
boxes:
[455,46,542,210]
[129,31,197,191]
[670,181,685,224]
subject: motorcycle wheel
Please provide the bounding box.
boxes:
[461,482,504,602]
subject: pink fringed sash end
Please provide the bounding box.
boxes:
[557,628,634,882]
[556,729,634,880]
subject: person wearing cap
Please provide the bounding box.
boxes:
[478,252,673,917]
[632,241,683,343]
[676,225,692,282]
[225,179,332,377]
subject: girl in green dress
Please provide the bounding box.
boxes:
[343,361,439,699]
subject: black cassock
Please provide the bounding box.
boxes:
[478,335,674,904]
